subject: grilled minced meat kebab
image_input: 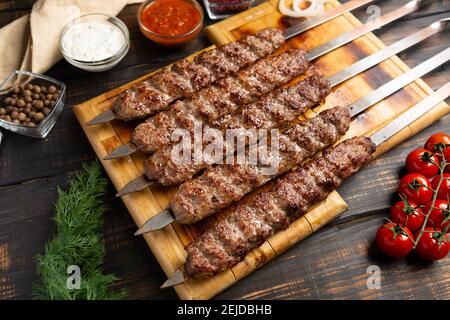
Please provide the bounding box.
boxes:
[132,48,310,153]
[185,136,375,278]
[170,105,350,224]
[145,74,331,186]
[112,28,284,121]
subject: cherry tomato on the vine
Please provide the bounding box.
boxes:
[431,173,450,201]
[376,223,414,258]
[405,148,440,178]
[425,133,450,154]
[390,200,424,232]
[398,173,433,205]
[415,228,450,261]
[424,133,450,172]
[425,200,450,231]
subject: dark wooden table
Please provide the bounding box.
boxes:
[1,0,449,300]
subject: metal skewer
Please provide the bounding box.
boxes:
[134,209,173,235]
[104,0,424,161]
[283,0,378,39]
[304,0,423,61]
[161,81,450,288]
[88,0,379,127]
[135,46,450,236]
[370,82,450,147]
[116,175,155,197]
[104,143,138,160]
[118,18,447,198]
[87,109,116,125]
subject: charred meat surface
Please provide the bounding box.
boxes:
[132,48,310,153]
[112,28,285,121]
[144,74,331,186]
[170,106,351,224]
[184,136,376,278]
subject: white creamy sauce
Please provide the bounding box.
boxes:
[62,22,125,62]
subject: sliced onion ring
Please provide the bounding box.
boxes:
[311,1,325,16]
[279,0,326,18]
[293,0,319,15]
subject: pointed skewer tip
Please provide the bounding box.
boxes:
[161,269,188,289]
[104,143,137,160]
[86,109,116,125]
[116,176,155,197]
[134,208,175,235]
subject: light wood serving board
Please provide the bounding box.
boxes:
[73,0,450,299]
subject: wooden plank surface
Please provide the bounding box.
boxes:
[0,0,449,300]
[73,0,450,299]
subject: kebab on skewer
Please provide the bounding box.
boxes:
[162,81,450,287]
[134,47,450,235]
[87,0,380,125]
[118,17,447,197]
[87,28,284,125]
[104,0,422,159]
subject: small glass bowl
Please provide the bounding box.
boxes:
[60,13,130,72]
[137,0,204,46]
[203,0,255,20]
[0,71,66,139]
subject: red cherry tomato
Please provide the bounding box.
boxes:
[425,200,450,231]
[431,174,450,200]
[415,228,450,261]
[405,148,440,178]
[425,133,450,153]
[424,133,450,172]
[398,173,433,205]
[376,223,414,258]
[390,200,424,232]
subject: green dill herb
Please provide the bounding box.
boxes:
[33,161,126,300]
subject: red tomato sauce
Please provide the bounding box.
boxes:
[141,0,202,36]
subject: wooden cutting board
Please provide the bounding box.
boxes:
[73,0,450,299]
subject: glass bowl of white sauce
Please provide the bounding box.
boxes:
[60,13,130,72]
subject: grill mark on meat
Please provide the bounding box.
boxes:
[214,74,330,130]
[149,67,193,98]
[196,50,239,79]
[112,28,284,121]
[220,41,259,69]
[171,59,213,91]
[213,217,248,258]
[239,36,271,59]
[132,48,310,153]
[195,86,238,124]
[252,194,289,231]
[185,136,376,278]
[171,106,351,224]
[143,75,330,185]
[184,246,215,277]
[203,168,243,202]
[220,77,251,109]
[192,232,231,273]
[235,206,273,249]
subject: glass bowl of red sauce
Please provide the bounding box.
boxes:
[137,0,204,46]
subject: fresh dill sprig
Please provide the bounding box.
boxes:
[33,161,126,300]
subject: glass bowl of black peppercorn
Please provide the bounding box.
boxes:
[0,71,66,139]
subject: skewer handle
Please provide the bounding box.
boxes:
[349,48,450,118]
[305,0,423,61]
[328,18,449,88]
[371,82,450,147]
